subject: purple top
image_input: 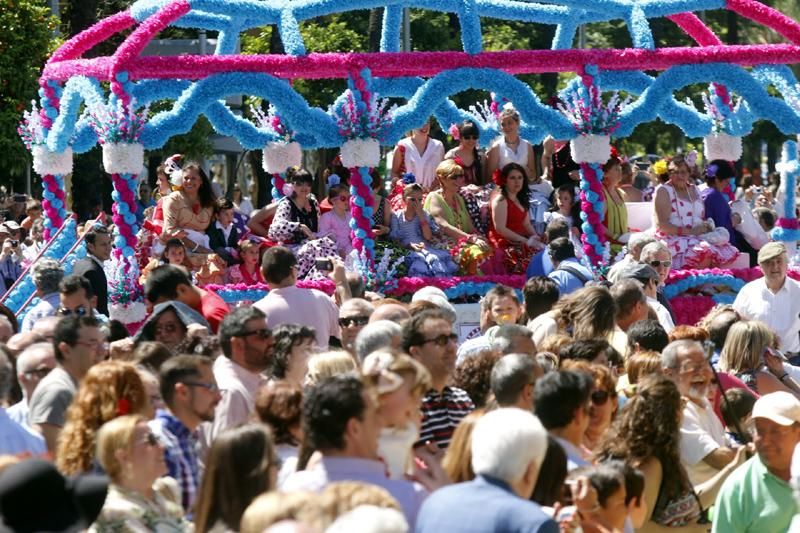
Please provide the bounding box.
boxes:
[701,187,737,247]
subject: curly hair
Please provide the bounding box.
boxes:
[271,324,316,380]
[452,350,501,408]
[595,375,689,505]
[255,380,304,446]
[56,361,147,475]
[552,286,616,341]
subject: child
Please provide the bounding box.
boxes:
[227,239,265,285]
[207,198,239,265]
[21,199,42,233]
[528,172,554,235]
[140,238,189,284]
[317,184,353,258]
[390,183,457,277]
[720,387,756,445]
[545,184,583,256]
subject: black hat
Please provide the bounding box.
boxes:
[0,459,108,532]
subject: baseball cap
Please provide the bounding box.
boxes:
[758,242,787,264]
[618,262,660,285]
[1,221,20,232]
[752,391,800,426]
[0,459,108,532]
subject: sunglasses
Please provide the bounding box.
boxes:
[339,316,370,328]
[406,197,421,202]
[239,328,272,339]
[183,381,220,393]
[448,174,465,180]
[648,260,672,268]
[462,135,479,140]
[22,366,52,380]
[591,390,612,406]
[335,195,349,202]
[137,432,160,447]
[420,333,458,347]
[57,306,88,317]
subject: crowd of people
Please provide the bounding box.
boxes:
[0,117,797,532]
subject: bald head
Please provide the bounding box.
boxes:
[31,315,62,341]
[16,342,56,399]
[369,303,411,324]
[6,332,46,357]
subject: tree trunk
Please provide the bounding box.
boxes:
[368,8,384,52]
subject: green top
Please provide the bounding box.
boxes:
[423,190,474,234]
[712,454,797,533]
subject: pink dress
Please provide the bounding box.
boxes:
[318,210,353,257]
[654,183,738,269]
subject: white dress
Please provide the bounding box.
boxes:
[397,137,445,190]
[495,137,531,169]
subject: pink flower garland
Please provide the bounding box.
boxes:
[110,173,138,262]
[41,174,65,241]
[579,162,607,264]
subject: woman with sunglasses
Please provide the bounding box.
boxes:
[268,167,338,279]
[318,184,353,258]
[57,361,148,476]
[89,414,188,532]
[561,360,619,453]
[424,160,490,275]
[390,183,458,277]
[444,120,484,186]
[653,155,738,269]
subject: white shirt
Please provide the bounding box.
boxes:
[734,277,800,353]
[553,436,591,471]
[215,221,234,244]
[647,296,675,333]
[680,398,731,485]
[397,137,445,190]
[528,311,558,348]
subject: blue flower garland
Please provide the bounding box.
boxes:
[771,140,800,242]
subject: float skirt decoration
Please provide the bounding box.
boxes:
[571,134,611,265]
[262,141,301,202]
[32,145,73,176]
[570,134,611,165]
[341,138,381,168]
[703,133,743,161]
[102,142,144,175]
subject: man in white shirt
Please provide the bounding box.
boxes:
[619,262,674,333]
[734,242,800,354]
[662,339,740,487]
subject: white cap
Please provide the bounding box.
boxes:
[752,391,800,426]
[411,286,448,303]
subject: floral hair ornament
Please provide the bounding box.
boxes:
[164,154,184,187]
[448,123,461,141]
[327,173,341,187]
[362,351,404,395]
[116,397,131,416]
[402,172,416,185]
[653,160,669,176]
[706,163,719,178]
[492,168,505,187]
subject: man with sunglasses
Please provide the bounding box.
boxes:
[734,242,800,356]
[57,275,109,326]
[662,340,746,490]
[402,310,474,450]
[6,343,55,429]
[639,241,677,324]
[338,298,374,355]
[151,355,220,512]
[204,307,273,445]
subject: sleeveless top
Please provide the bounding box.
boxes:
[489,197,528,246]
[423,190,473,232]
[495,137,531,169]
[289,197,319,233]
[603,185,628,241]
[397,137,445,190]
[372,196,387,227]
[658,183,705,231]
[445,147,483,185]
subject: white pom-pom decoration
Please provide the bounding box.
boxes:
[102,143,145,175]
[262,141,302,174]
[341,138,381,168]
[703,133,742,162]
[109,301,148,324]
[32,146,73,176]
[570,134,611,164]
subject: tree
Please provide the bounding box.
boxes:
[0,0,58,182]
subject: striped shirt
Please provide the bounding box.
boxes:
[418,386,475,450]
[150,409,199,512]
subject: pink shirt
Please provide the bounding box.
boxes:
[318,210,353,257]
[254,286,340,349]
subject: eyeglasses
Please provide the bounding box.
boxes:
[420,333,458,347]
[183,381,220,393]
[448,174,465,180]
[462,135,479,140]
[136,432,160,447]
[22,366,52,380]
[406,197,421,203]
[336,195,349,202]
[591,390,612,406]
[238,328,272,339]
[57,306,89,317]
[155,323,181,335]
[648,260,672,268]
[339,316,370,328]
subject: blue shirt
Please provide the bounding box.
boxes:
[548,258,593,296]
[0,408,45,457]
[416,475,558,533]
[149,409,200,512]
[526,250,554,279]
[20,292,60,332]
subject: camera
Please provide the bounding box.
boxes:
[9,240,18,248]
[315,258,333,272]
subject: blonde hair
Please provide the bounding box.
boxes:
[442,409,484,483]
[321,481,401,521]
[305,351,358,386]
[95,414,144,483]
[435,159,464,183]
[719,320,775,374]
[239,239,260,256]
[56,361,147,475]
[403,183,423,198]
[553,287,616,341]
[625,350,662,385]
[363,350,432,397]
[240,491,324,533]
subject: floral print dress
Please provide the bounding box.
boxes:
[89,478,191,532]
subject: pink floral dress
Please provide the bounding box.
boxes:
[654,183,738,269]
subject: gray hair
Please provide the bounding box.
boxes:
[491,353,538,407]
[219,306,267,358]
[491,324,534,355]
[640,241,670,262]
[31,258,64,294]
[15,342,54,375]
[628,233,657,259]
[471,407,548,483]
[355,320,402,362]
[661,339,704,370]
[0,347,12,399]
[339,298,375,317]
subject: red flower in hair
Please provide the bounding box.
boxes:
[117,398,131,416]
[609,145,619,159]
[492,169,505,187]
